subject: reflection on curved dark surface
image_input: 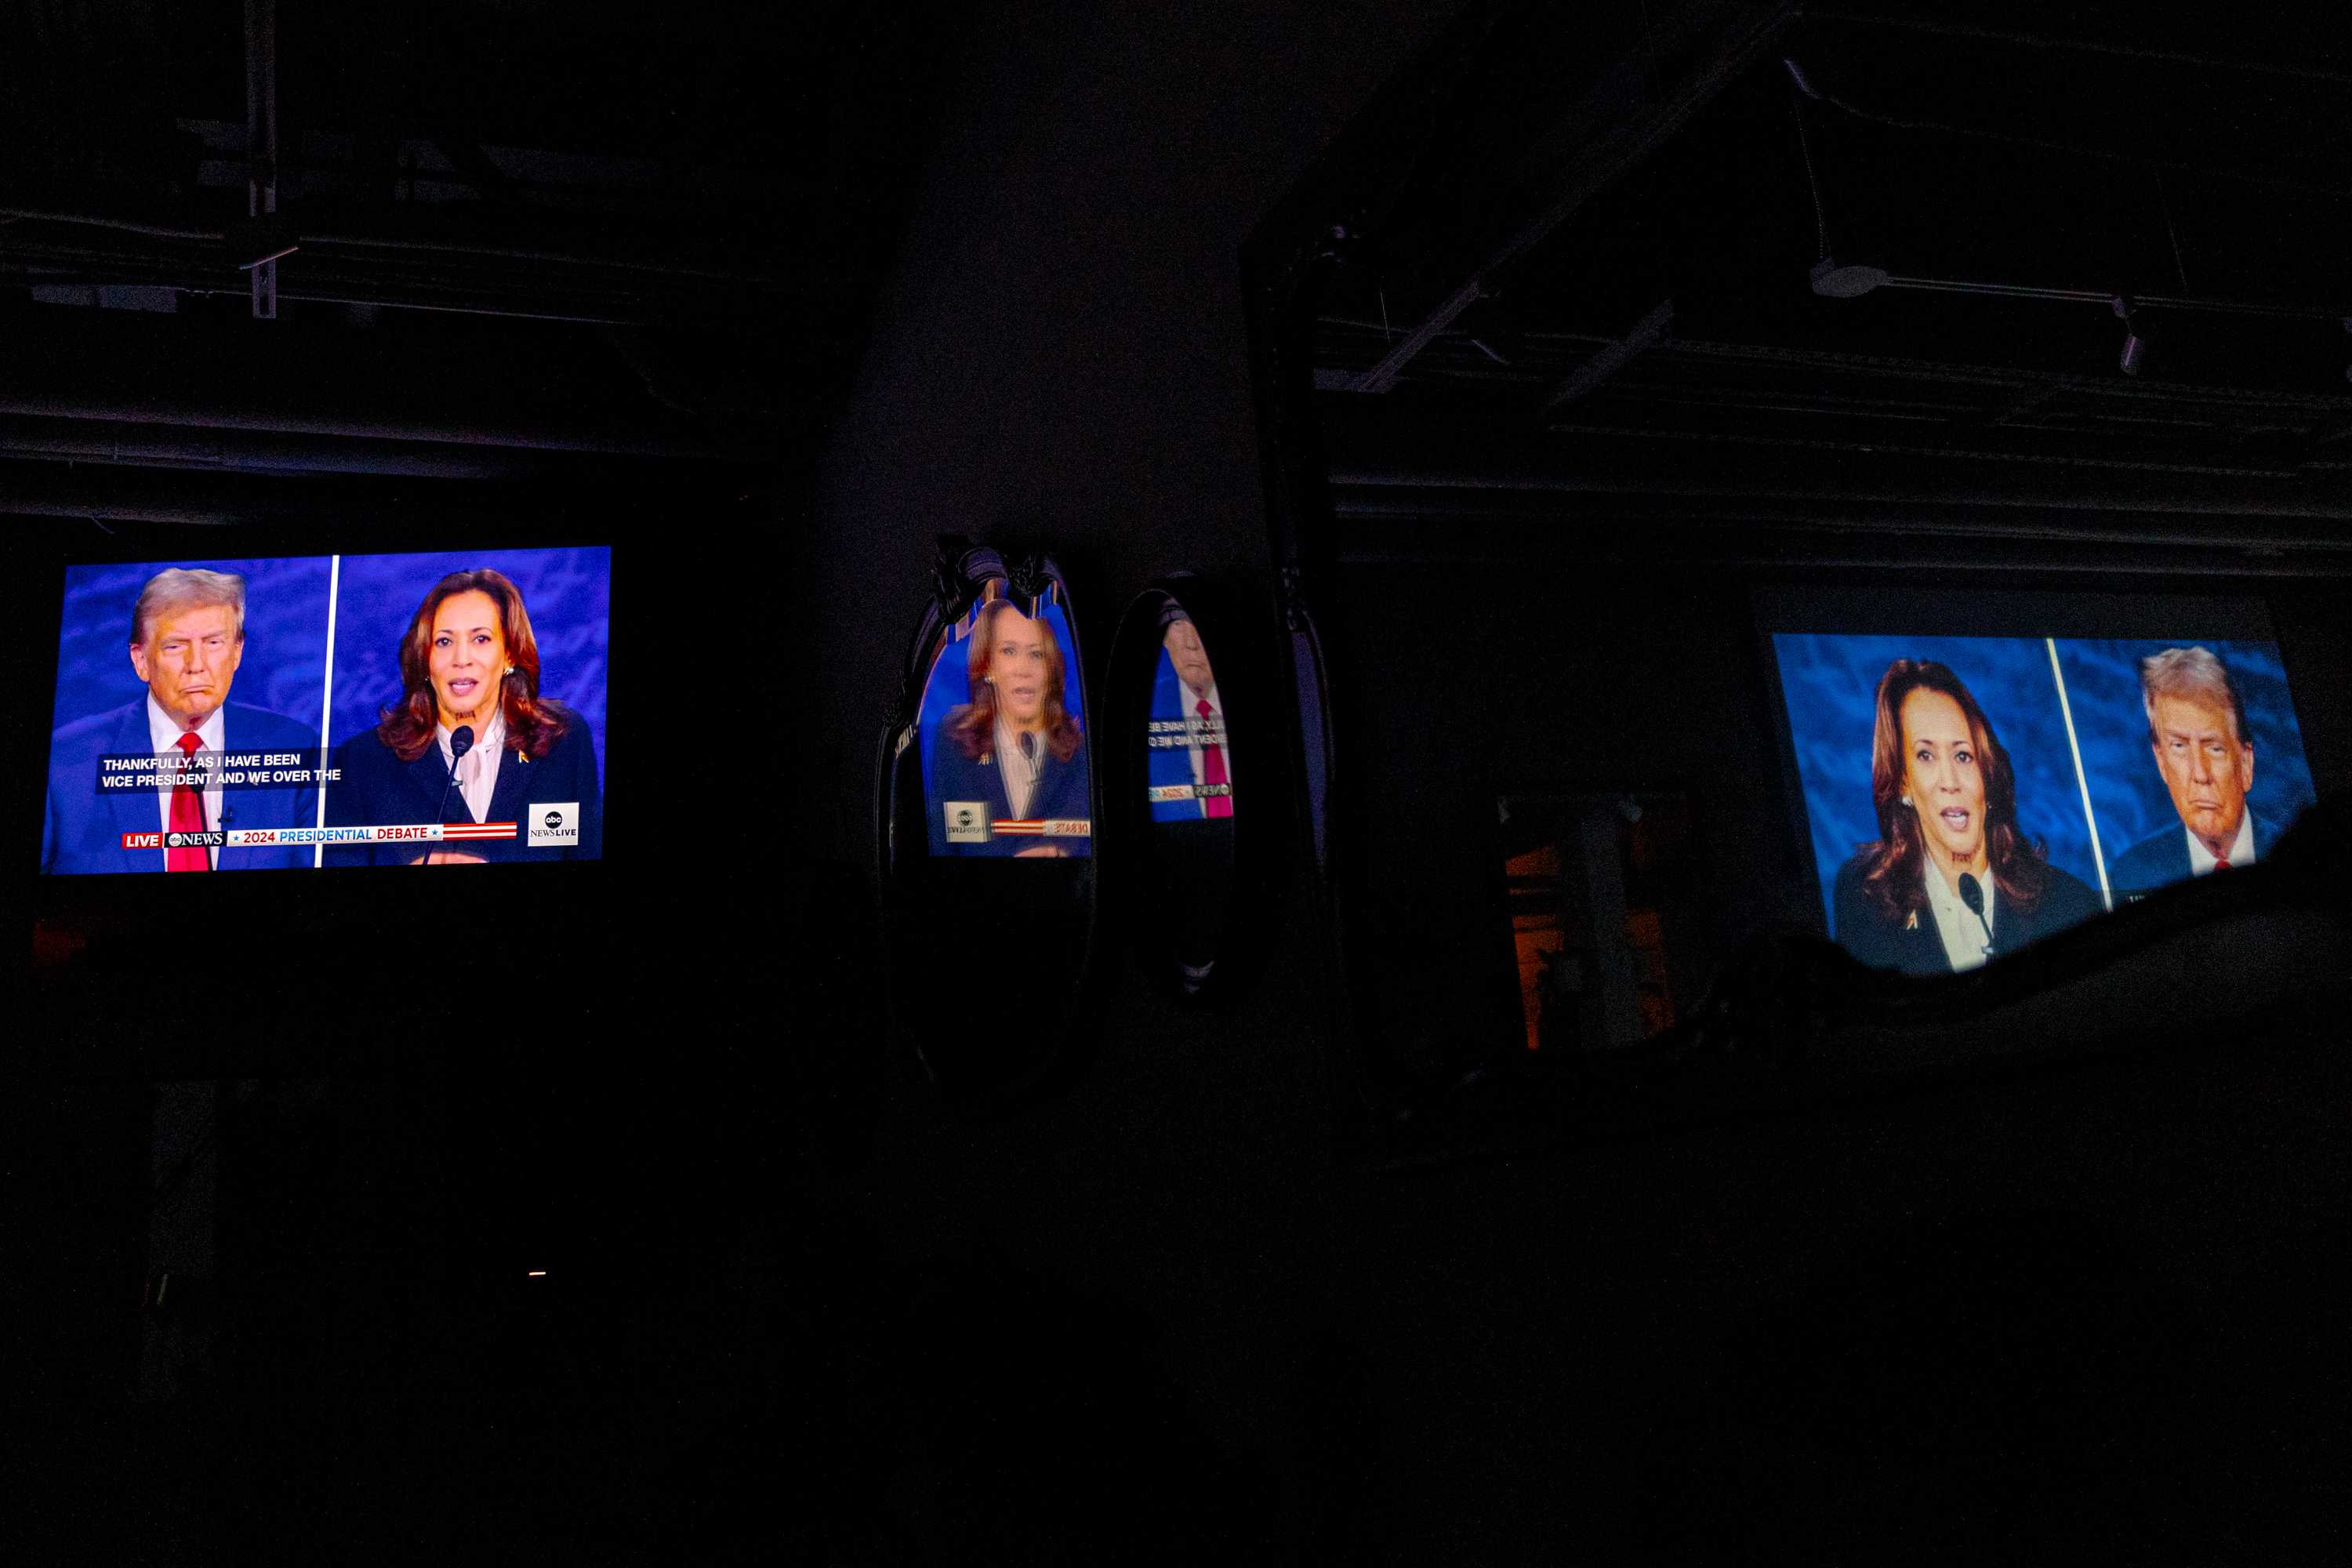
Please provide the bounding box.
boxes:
[880,540,1098,1111]
[1142,604,1236,993]
[924,593,1092,859]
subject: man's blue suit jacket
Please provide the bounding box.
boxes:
[42,699,321,874]
[1146,663,1225,823]
[2109,811,2281,894]
[321,714,603,866]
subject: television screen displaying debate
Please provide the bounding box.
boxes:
[1772,629,2315,976]
[42,547,608,873]
[916,584,1092,857]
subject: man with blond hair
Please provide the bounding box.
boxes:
[2109,646,2282,895]
[42,567,319,874]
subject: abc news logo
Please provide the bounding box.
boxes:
[528,802,580,847]
[122,831,227,849]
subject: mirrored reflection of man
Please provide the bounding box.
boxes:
[1143,607,1237,988]
[1147,609,1234,822]
[2109,647,2279,895]
[42,568,320,874]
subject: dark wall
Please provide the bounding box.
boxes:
[800,3,2352,1562]
[1318,561,1806,1078]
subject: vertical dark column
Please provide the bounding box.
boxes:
[245,0,278,319]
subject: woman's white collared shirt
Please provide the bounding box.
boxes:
[993,714,1040,821]
[1920,860,1994,972]
[437,709,506,823]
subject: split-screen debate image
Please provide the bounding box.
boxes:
[1776,633,2314,976]
[42,546,608,873]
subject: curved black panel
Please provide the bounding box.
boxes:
[1102,575,1287,1006]
[877,539,1098,1111]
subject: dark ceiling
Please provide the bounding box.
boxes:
[1292,1,2352,573]
[0,1,960,525]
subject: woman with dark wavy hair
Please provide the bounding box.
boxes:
[927,597,1090,858]
[1831,659,2097,974]
[325,568,602,865]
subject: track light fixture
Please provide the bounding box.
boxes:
[1786,61,1888,302]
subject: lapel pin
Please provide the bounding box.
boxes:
[1905,910,1919,930]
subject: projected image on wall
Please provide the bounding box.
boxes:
[917,583,1092,857]
[1773,633,2315,976]
[42,547,607,873]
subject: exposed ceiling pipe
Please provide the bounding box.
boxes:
[0,392,772,462]
[0,413,568,478]
[0,208,811,286]
[1541,300,1672,415]
[1346,0,1798,393]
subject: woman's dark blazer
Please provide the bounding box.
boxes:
[322,713,603,866]
[1833,852,2103,975]
[926,717,1090,857]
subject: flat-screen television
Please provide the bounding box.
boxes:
[1759,588,2319,977]
[42,547,608,875]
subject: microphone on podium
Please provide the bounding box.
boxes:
[1957,872,1994,956]
[425,724,475,862]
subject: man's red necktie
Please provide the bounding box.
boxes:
[1197,698,1232,818]
[2213,858,2230,870]
[167,731,209,873]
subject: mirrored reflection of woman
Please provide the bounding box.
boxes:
[325,568,603,866]
[927,599,1089,858]
[1832,659,2100,975]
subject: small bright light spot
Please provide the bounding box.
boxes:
[527,1270,547,1277]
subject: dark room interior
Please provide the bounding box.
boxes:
[5,2,2351,1563]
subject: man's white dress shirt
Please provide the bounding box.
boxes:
[149,695,225,869]
[2185,811,2256,875]
[1182,681,1229,808]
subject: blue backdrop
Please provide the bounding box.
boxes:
[328,548,609,797]
[51,557,332,738]
[1776,633,2318,928]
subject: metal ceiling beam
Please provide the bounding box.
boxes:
[1541,299,1673,415]
[0,412,579,478]
[0,390,770,461]
[1802,9,2352,88]
[1348,0,1798,393]
[0,456,757,530]
[1327,453,2352,515]
[0,209,818,286]
[1326,517,2352,576]
[1320,322,2352,419]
